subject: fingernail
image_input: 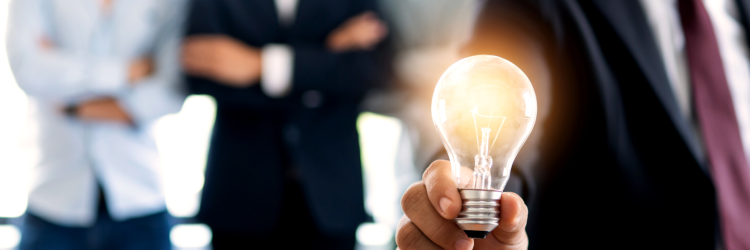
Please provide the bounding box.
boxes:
[455,239,472,250]
[439,197,452,215]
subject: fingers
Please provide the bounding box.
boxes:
[498,193,528,236]
[422,160,463,219]
[401,181,473,250]
[473,192,529,249]
[350,13,387,50]
[74,98,132,124]
[128,57,155,84]
[495,192,529,244]
[75,99,113,119]
[395,215,441,250]
[399,161,530,250]
[326,11,388,52]
[39,36,54,49]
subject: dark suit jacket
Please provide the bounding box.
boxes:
[468,0,750,248]
[185,0,389,236]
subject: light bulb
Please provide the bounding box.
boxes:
[431,55,537,238]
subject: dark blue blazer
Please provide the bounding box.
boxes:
[468,0,750,249]
[185,0,389,235]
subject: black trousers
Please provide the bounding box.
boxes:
[211,180,356,250]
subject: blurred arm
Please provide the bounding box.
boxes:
[287,42,388,100]
[262,14,389,99]
[6,0,129,100]
[282,0,390,100]
[185,0,392,107]
[117,0,188,125]
[183,0,259,105]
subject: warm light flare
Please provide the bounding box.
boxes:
[432,55,537,190]
[431,55,537,236]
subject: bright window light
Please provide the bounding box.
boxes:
[356,222,393,246]
[154,95,216,217]
[170,224,212,248]
[0,0,30,219]
[357,113,402,229]
[0,225,21,249]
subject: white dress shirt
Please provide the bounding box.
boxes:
[640,0,750,166]
[6,0,187,226]
[261,0,299,98]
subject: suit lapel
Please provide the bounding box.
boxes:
[591,0,707,171]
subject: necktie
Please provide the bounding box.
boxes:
[679,0,750,249]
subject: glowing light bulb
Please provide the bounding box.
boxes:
[431,55,537,238]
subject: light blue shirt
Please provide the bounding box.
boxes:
[7,0,187,226]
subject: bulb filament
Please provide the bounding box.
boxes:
[472,128,494,189]
[469,106,505,190]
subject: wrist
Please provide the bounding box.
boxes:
[239,45,262,85]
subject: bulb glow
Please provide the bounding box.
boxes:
[431,55,537,237]
[432,55,537,191]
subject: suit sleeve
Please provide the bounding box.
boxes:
[288,43,388,100]
[287,0,391,100]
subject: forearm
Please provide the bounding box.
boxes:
[8,49,130,100]
[119,0,189,125]
[7,0,129,100]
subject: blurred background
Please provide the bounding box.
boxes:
[4,0,748,249]
[0,0,478,249]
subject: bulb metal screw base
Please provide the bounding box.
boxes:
[456,189,502,238]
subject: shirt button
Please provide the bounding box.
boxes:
[302,90,323,108]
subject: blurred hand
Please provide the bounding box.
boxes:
[72,98,133,124]
[40,37,54,49]
[128,57,154,84]
[327,11,388,52]
[397,160,529,250]
[182,35,261,87]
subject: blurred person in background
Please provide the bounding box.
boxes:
[397,0,750,249]
[182,0,390,249]
[6,0,187,249]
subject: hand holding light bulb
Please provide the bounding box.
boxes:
[397,55,534,249]
[397,160,529,250]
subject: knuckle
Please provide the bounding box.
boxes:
[395,220,424,250]
[422,161,439,180]
[401,181,427,213]
[505,231,528,246]
[423,160,448,180]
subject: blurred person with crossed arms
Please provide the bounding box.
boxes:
[182,0,390,249]
[7,0,187,249]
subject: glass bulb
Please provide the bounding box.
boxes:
[431,55,537,238]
